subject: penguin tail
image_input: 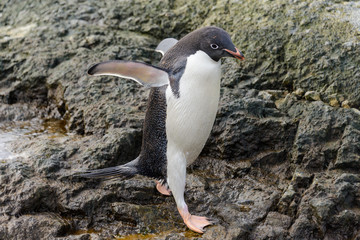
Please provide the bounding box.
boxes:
[77,157,139,179]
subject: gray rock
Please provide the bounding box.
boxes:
[304,91,321,101]
[334,124,360,169]
[0,214,71,239]
[1,0,360,239]
[250,212,292,240]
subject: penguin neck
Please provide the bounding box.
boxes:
[181,50,221,87]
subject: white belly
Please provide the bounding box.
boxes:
[165,50,221,165]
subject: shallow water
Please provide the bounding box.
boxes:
[0,131,18,160]
[115,229,202,239]
[0,118,67,160]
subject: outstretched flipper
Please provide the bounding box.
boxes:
[155,38,178,56]
[78,158,139,179]
[88,60,170,88]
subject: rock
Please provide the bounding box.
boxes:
[203,225,244,240]
[289,101,355,171]
[292,168,313,189]
[1,0,360,239]
[289,212,322,240]
[334,124,360,169]
[0,214,71,239]
[250,212,292,240]
[328,94,340,107]
[304,91,321,101]
[341,100,351,108]
[205,89,296,162]
[294,88,305,97]
[310,198,336,221]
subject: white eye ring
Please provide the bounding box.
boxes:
[210,44,219,49]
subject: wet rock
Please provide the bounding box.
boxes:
[1,0,360,239]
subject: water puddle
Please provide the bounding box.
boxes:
[115,229,201,240]
[0,118,68,161]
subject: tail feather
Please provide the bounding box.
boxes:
[77,158,139,179]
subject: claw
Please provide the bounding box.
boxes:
[178,206,212,233]
[156,180,171,196]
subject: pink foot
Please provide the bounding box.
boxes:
[178,207,212,233]
[156,181,171,196]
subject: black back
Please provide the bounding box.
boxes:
[136,86,168,179]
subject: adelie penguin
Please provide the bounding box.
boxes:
[81,26,245,233]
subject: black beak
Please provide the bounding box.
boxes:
[224,47,245,60]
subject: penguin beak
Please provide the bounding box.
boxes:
[224,48,245,60]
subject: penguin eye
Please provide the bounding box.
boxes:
[210,44,219,50]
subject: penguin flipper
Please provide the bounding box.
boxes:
[155,38,178,56]
[87,60,169,88]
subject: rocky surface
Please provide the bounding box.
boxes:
[1,0,360,239]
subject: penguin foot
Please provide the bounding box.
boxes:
[156,181,171,196]
[178,207,212,233]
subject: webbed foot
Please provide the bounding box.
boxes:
[178,206,212,233]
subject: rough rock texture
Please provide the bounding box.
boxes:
[1,0,360,239]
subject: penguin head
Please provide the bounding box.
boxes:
[198,26,245,62]
[160,26,245,69]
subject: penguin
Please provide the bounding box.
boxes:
[81,26,245,233]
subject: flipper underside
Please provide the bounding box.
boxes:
[87,38,178,87]
[87,60,170,88]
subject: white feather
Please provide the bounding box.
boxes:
[166,50,221,207]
